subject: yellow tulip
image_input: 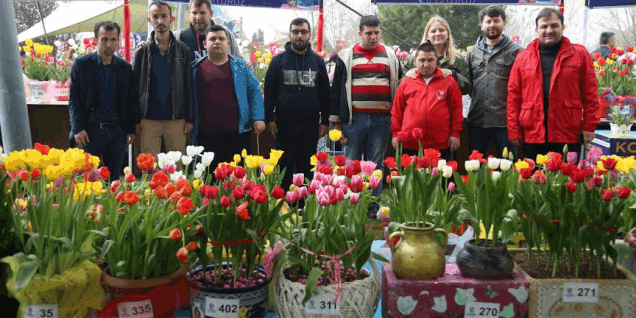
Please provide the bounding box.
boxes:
[192,179,203,190]
[263,164,274,175]
[328,129,342,142]
[536,154,549,166]
[255,51,262,57]
[233,154,241,163]
[310,155,317,166]
[265,58,271,65]
[264,52,272,59]
[123,167,131,174]
[514,160,529,171]
[594,62,599,68]
[241,149,248,158]
[607,59,615,65]
[25,39,34,46]
[257,58,263,63]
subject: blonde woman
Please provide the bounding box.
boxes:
[407,16,471,95]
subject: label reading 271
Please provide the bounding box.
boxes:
[563,283,599,303]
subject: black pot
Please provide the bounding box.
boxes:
[456,239,514,279]
[186,264,270,318]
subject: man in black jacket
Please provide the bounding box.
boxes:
[69,21,135,178]
[175,0,241,62]
[133,1,193,158]
[264,18,330,191]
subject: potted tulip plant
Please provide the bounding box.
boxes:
[512,152,636,318]
[0,145,106,317]
[183,149,286,318]
[453,150,518,279]
[269,152,383,318]
[592,47,636,119]
[93,150,214,318]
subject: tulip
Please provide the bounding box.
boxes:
[491,171,501,182]
[176,248,188,261]
[285,191,296,205]
[271,185,285,199]
[169,229,182,241]
[220,196,232,208]
[487,157,500,170]
[465,160,480,172]
[186,145,204,157]
[186,242,198,250]
[448,182,456,192]
[437,159,447,171]
[201,152,215,166]
[193,169,203,179]
[431,167,439,176]
[349,193,359,205]
[124,173,136,183]
[164,161,177,174]
[368,175,381,189]
[617,187,631,199]
[181,155,193,166]
[500,159,512,171]
[602,189,614,202]
[329,129,342,142]
[565,181,576,194]
[442,166,453,178]
[293,173,304,187]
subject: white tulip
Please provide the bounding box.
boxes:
[442,166,453,178]
[72,53,78,58]
[437,159,447,171]
[186,145,204,157]
[72,44,79,50]
[193,169,203,179]
[195,163,204,172]
[492,171,501,182]
[181,155,193,166]
[54,40,62,47]
[201,152,215,167]
[500,159,513,171]
[487,157,500,170]
[157,153,168,168]
[465,160,480,172]
[167,151,182,163]
[170,171,184,182]
[78,47,86,54]
[68,39,76,46]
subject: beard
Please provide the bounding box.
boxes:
[484,29,502,40]
[291,41,308,51]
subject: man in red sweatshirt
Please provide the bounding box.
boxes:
[391,42,463,159]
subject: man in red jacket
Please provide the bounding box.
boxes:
[507,8,600,161]
[391,42,463,159]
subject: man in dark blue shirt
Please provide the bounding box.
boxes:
[69,21,136,178]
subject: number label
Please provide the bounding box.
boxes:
[304,294,340,315]
[117,300,153,318]
[563,283,599,303]
[24,305,58,318]
[464,302,499,318]
[205,297,240,318]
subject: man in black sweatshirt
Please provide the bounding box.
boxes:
[264,18,330,191]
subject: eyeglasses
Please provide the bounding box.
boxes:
[291,30,310,35]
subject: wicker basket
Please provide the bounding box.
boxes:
[273,259,380,318]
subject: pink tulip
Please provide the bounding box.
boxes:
[566,152,578,165]
[322,174,334,186]
[336,188,345,201]
[432,167,439,176]
[293,173,304,186]
[448,182,456,192]
[360,161,377,177]
[318,192,330,206]
[309,179,321,194]
[298,186,308,199]
[368,175,381,189]
[285,191,296,205]
[349,193,359,205]
[164,163,176,174]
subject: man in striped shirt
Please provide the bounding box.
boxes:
[330,15,403,218]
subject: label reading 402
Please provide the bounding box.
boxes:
[117,300,154,318]
[464,302,500,318]
[205,297,240,318]
[304,294,340,315]
[24,304,58,318]
[563,283,599,303]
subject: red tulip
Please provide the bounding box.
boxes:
[617,187,631,199]
[565,181,576,194]
[176,247,188,261]
[270,185,285,199]
[602,189,614,201]
[220,195,232,208]
[169,229,182,241]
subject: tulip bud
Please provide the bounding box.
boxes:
[448,182,456,192]
[491,171,501,182]
[502,147,509,159]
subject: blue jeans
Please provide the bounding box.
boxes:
[343,113,391,196]
[81,124,127,179]
[467,122,518,160]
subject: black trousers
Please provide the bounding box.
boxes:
[276,123,319,192]
[197,130,250,171]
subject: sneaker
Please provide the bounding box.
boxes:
[367,202,380,219]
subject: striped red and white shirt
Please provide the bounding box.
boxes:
[350,44,392,114]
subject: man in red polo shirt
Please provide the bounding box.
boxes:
[391,42,463,159]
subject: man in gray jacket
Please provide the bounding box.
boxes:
[133,1,193,158]
[466,6,521,158]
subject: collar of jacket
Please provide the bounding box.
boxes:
[476,34,509,52]
[92,52,123,67]
[527,36,572,57]
[149,30,176,49]
[193,54,234,68]
[418,67,443,81]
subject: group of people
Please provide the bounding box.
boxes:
[69,1,600,216]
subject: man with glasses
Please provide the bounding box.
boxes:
[264,18,330,191]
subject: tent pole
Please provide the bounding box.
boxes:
[36,1,50,45]
[0,0,33,153]
[124,0,131,62]
[316,0,324,52]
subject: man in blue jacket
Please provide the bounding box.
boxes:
[69,21,135,178]
[264,18,330,191]
[192,25,265,167]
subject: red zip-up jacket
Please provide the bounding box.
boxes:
[391,68,463,150]
[507,37,600,144]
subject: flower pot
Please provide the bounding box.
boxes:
[456,239,514,279]
[516,262,636,318]
[625,228,636,253]
[27,81,49,102]
[610,122,633,136]
[273,258,380,318]
[389,222,447,279]
[187,264,270,318]
[98,265,189,318]
[4,260,104,318]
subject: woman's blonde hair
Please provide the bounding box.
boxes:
[422,16,459,66]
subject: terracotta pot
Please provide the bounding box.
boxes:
[456,239,514,279]
[624,227,636,252]
[389,222,447,279]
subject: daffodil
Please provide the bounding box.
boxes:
[254,51,261,57]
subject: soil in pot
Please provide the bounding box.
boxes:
[283,264,369,286]
[456,239,514,279]
[513,252,626,279]
[189,266,267,289]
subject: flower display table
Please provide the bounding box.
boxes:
[382,263,529,318]
[590,131,636,157]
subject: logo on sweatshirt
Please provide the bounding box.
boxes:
[436,89,447,101]
[283,69,316,87]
